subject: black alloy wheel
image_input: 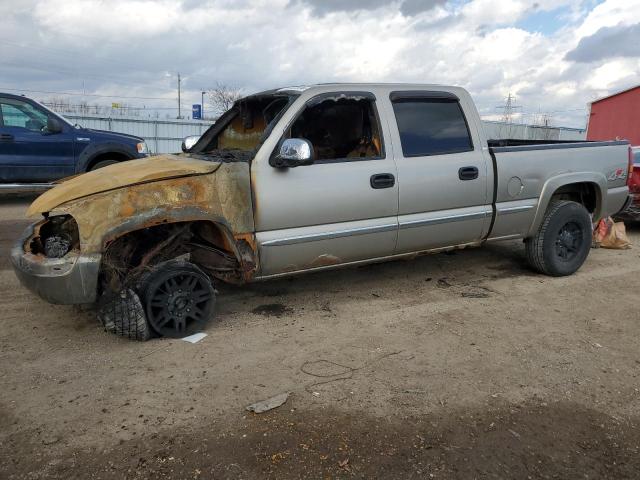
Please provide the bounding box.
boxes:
[554,221,583,262]
[142,260,215,338]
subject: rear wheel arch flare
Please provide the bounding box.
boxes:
[550,181,601,214]
[528,174,607,237]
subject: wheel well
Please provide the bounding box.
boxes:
[87,151,131,171]
[550,182,599,213]
[99,221,248,294]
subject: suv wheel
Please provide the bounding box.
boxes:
[525,200,592,276]
[90,159,119,170]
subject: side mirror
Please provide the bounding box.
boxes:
[182,135,200,152]
[272,138,314,168]
[46,116,64,134]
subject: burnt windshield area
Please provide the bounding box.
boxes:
[285,96,383,162]
[191,94,292,160]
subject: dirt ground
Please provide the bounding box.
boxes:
[1,194,640,479]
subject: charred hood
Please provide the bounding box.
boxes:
[27,155,221,217]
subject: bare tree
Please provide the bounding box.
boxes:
[206,82,243,117]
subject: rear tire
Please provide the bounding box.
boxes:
[525,200,592,276]
[90,159,119,170]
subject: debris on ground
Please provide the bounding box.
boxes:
[41,435,61,446]
[593,217,632,249]
[182,332,207,344]
[461,291,490,298]
[245,392,290,413]
[251,303,293,317]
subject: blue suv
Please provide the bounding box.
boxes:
[0,93,148,185]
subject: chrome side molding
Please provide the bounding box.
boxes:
[261,223,398,247]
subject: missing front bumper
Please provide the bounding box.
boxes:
[11,223,101,305]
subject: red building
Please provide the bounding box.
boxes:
[587,85,640,146]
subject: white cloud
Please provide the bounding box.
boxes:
[575,0,640,37]
[34,0,183,36]
[0,0,639,127]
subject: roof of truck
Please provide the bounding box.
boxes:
[251,83,466,98]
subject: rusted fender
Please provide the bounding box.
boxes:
[44,162,255,254]
[27,155,221,217]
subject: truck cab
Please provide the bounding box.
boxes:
[0,93,148,186]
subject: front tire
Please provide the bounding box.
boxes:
[140,260,216,338]
[98,289,152,341]
[525,200,592,276]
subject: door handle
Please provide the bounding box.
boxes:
[458,166,479,181]
[0,134,14,142]
[370,173,395,189]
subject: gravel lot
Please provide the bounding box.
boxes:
[1,194,640,479]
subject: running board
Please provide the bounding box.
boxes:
[0,183,54,193]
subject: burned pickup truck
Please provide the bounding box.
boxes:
[12,84,632,340]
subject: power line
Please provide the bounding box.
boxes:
[0,86,175,101]
[2,40,254,91]
[42,103,190,111]
[2,60,178,93]
[0,40,150,74]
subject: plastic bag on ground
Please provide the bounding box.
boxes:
[593,217,632,249]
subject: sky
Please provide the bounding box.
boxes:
[1,0,639,127]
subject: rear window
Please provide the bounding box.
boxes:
[633,149,640,164]
[391,99,473,157]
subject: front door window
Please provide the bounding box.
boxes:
[0,99,49,132]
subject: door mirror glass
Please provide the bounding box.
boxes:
[272,138,314,168]
[46,116,64,134]
[182,135,200,152]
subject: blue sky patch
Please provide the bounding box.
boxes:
[515,5,572,35]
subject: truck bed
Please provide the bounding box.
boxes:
[487,139,623,148]
[486,138,630,242]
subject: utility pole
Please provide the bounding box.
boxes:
[177,72,182,119]
[201,91,206,119]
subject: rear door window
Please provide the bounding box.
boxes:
[391,98,473,157]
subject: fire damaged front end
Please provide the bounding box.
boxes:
[11,216,101,304]
[11,155,258,306]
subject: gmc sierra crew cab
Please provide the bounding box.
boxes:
[11,84,633,340]
[0,93,148,189]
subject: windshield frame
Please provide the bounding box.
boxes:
[189,92,298,157]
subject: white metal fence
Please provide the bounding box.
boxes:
[59,113,587,155]
[482,121,586,141]
[63,113,215,154]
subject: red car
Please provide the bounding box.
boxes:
[621,146,640,220]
